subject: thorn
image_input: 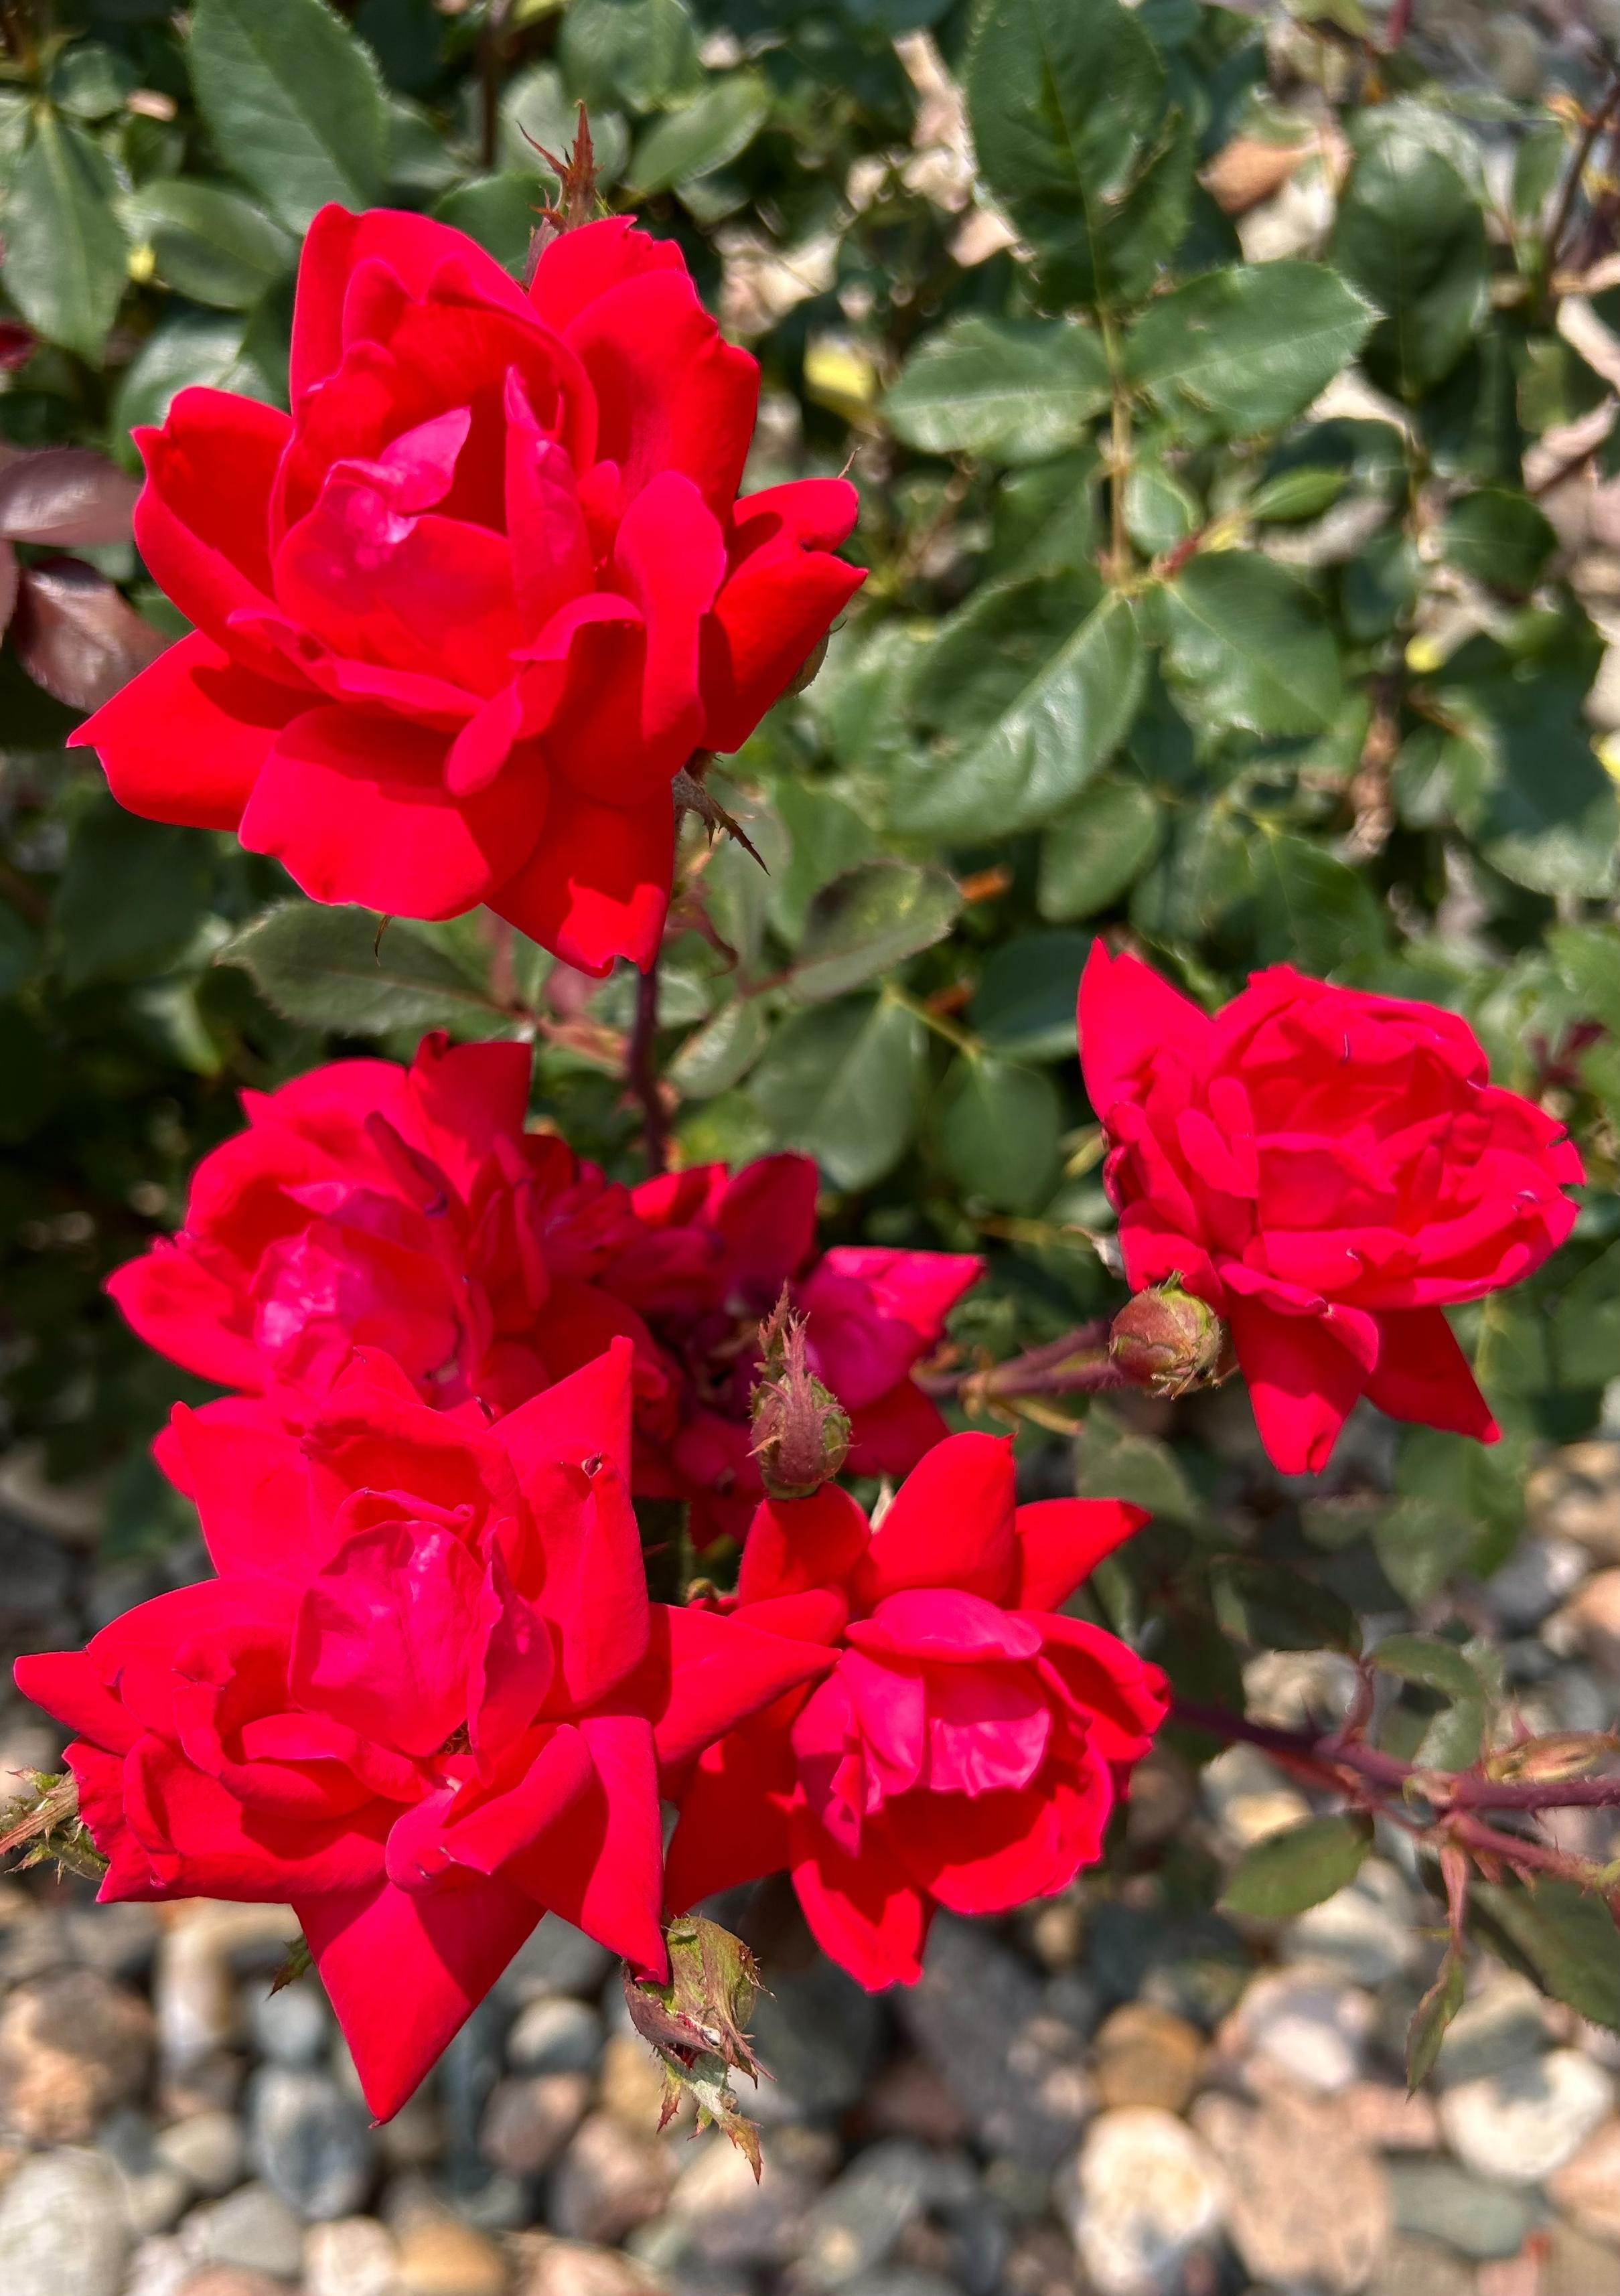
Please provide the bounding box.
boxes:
[672,767,767,871]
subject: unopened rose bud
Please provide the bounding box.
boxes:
[1109,1282,1230,1397]
[750,1289,851,1499]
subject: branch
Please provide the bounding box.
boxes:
[914,1320,1124,1403]
[1543,65,1620,299]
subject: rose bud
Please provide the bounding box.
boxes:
[1109,1281,1230,1397]
[750,1290,852,1499]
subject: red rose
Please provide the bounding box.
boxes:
[664,1434,1165,1987]
[69,208,864,974]
[110,1039,980,1538]
[13,1340,828,2119]
[1078,942,1585,1475]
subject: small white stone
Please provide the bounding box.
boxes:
[1226,1967,1374,2095]
[1439,2049,1613,2186]
[1282,1857,1419,1987]
[304,2216,399,2296]
[1055,2109,1225,2296]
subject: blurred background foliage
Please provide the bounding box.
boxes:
[3,0,1620,1963]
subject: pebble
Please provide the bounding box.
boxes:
[183,2181,305,2281]
[0,1967,154,2141]
[1055,2109,1225,2296]
[99,2107,192,2235]
[394,2212,509,2296]
[1201,1742,1313,1851]
[1386,2159,1538,2261]
[1552,1568,1620,1679]
[246,1980,329,2068]
[667,2127,832,2268]
[155,1924,240,2074]
[175,2273,291,2296]
[1281,1859,1420,1987]
[248,2064,375,2220]
[1194,2086,1390,2294]
[548,2112,674,2245]
[123,2235,193,2296]
[155,2109,246,2198]
[1341,2080,1443,2152]
[1546,2220,1620,2296]
[1223,1967,1374,2093]
[517,2236,657,2296]
[500,1919,613,2003]
[1530,1441,1620,1563]
[1370,2233,1478,2296]
[481,2073,591,2176]
[303,2215,399,2296]
[1439,2048,1613,2185]
[749,1953,885,2123]
[1484,1537,1590,1630]
[795,2139,944,2289]
[1432,1973,1551,2087]
[595,2034,670,2133]
[0,2147,132,2296]
[506,1997,603,2076]
[861,2057,970,2147]
[1089,2004,1206,2115]
[897,1916,1092,2167]
[1549,2113,1620,2241]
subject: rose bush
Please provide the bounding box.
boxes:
[68,208,863,973]
[13,1338,829,2117]
[111,1032,980,1541]
[1079,943,1586,1475]
[664,1432,1165,1985]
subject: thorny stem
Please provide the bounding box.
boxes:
[1541,63,1620,305]
[1100,313,1132,580]
[1173,1697,1620,1906]
[628,962,669,1179]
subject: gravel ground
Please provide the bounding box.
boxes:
[2,1437,1620,2296]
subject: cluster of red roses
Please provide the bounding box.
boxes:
[19,202,1587,2126]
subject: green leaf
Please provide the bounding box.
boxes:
[189,0,388,233]
[216,901,503,1035]
[1407,1950,1466,2091]
[112,311,283,438]
[431,174,543,274]
[892,587,1145,838]
[885,315,1110,463]
[964,0,1186,308]
[936,1052,1062,1211]
[1372,1634,1483,1701]
[1075,1399,1197,1520]
[1414,1697,1485,1771]
[1471,1878,1620,2032]
[1130,797,1256,943]
[788,860,962,1003]
[1220,1815,1371,1921]
[0,909,39,997]
[1550,923,1620,1035]
[970,929,1090,1060]
[560,0,701,112]
[668,997,769,1099]
[1161,552,1344,738]
[135,179,297,311]
[1,112,128,361]
[1331,109,1489,396]
[1127,261,1374,439]
[768,783,877,945]
[1374,1495,1479,1608]
[1250,828,1384,973]
[1212,1557,1362,1655]
[53,812,214,993]
[1441,488,1557,599]
[750,996,926,1192]
[1039,779,1163,921]
[1248,464,1349,523]
[625,76,769,196]
[50,43,139,121]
